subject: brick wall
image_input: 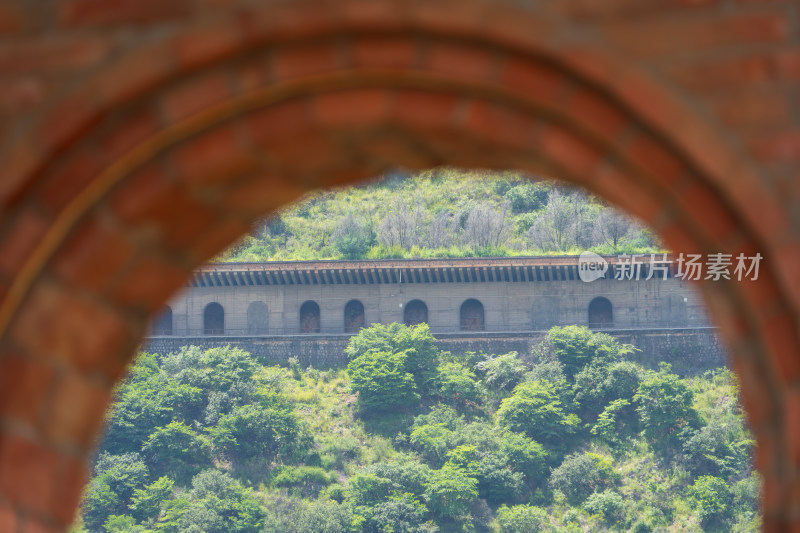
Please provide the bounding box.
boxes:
[0,0,798,529]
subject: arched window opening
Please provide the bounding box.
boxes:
[588,297,613,329]
[204,302,225,335]
[344,300,365,334]
[300,301,321,333]
[404,300,428,327]
[247,301,269,334]
[460,299,485,331]
[152,306,173,336]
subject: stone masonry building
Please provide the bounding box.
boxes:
[145,256,723,371]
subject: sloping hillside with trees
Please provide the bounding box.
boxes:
[219,170,662,262]
[74,325,759,532]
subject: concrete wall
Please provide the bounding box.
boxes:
[161,275,709,336]
[143,327,725,376]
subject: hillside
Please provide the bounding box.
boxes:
[218,170,663,262]
[74,325,759,532]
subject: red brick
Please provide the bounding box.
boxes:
[562,0,718,18]
[761,311,800,385]
[564,87,630,141]
[0,6,23,34]
[221,175,312,215]
[604,13,787,58]
[590,165,663,225]
[43,373,111,449]
[656,219,705,256]
[272,43,343,80]
[462,100,539,150]
[673,54,775,90]
[186,217,250,264]
[500,58,570,105]
[39,149,102,215]
[0,501,18,532]
[314,89,392,128]
[425,42,497,82]
[711,89,791,129]
[111,255,190,313]
[50,455,88,526]
[0,37,110,74]
[393,90,459,130]
[35,93,102,153]
[729,354,775,430]
[248,99,312,146]
[351,37,419,69]
[776,49,800,79]
[22,518,65,533]
[11,280,130,377]
[355,133,438,171]
[173,22,244,71]
[626,133,688,189]
[410,0,494,38]
[52,214,135,293]
[539,123,604,177]
[268,132,352,179]
[90,41,175,106]
[676,181,739,243]
[0,432,61,518]
[785,389,800,467]
[749,129,800,162]
[338,0,411,30]
[237,1,338,45]
[60,0,190,27]
[97,107,160,162]
[172,123,256,184]
[0,208,50,279]
[0,353,57,426]
[0,78,46,112]
[161,72,232,122]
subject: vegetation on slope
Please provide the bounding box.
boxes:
[75,325,759,532]
[218,170,663,262]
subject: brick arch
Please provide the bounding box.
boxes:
[0,1,797,530]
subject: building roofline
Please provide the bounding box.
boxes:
[189,255,676,287]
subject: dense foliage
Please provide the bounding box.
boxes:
[218,170,661,262]
[75,325,759,532]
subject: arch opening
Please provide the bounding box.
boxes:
[300,301,321,333]
[404,300,428,326]
[344,299,365,334]
[151,306,173,336]
[460,298,485,331]
[588,297,613,329]
[0,3,795,528]
[204,302,225,335]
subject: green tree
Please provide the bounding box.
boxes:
[475,351,527,393]
[332,215,376,259]
[583,489,625,525]
[348,350,420,412]
[424,464,479,519]
[158,469,267,533]
[634,364,699,455]
[82,453,149,531]
[495,504,552,533]
[142,422,212,484]
[436,361,484,409]
[209,395,309,466]
[687,475,733,531]
[549,452,618,505]
[497,380,579,448]
[344,322,440,389]
[130,476,174,523]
